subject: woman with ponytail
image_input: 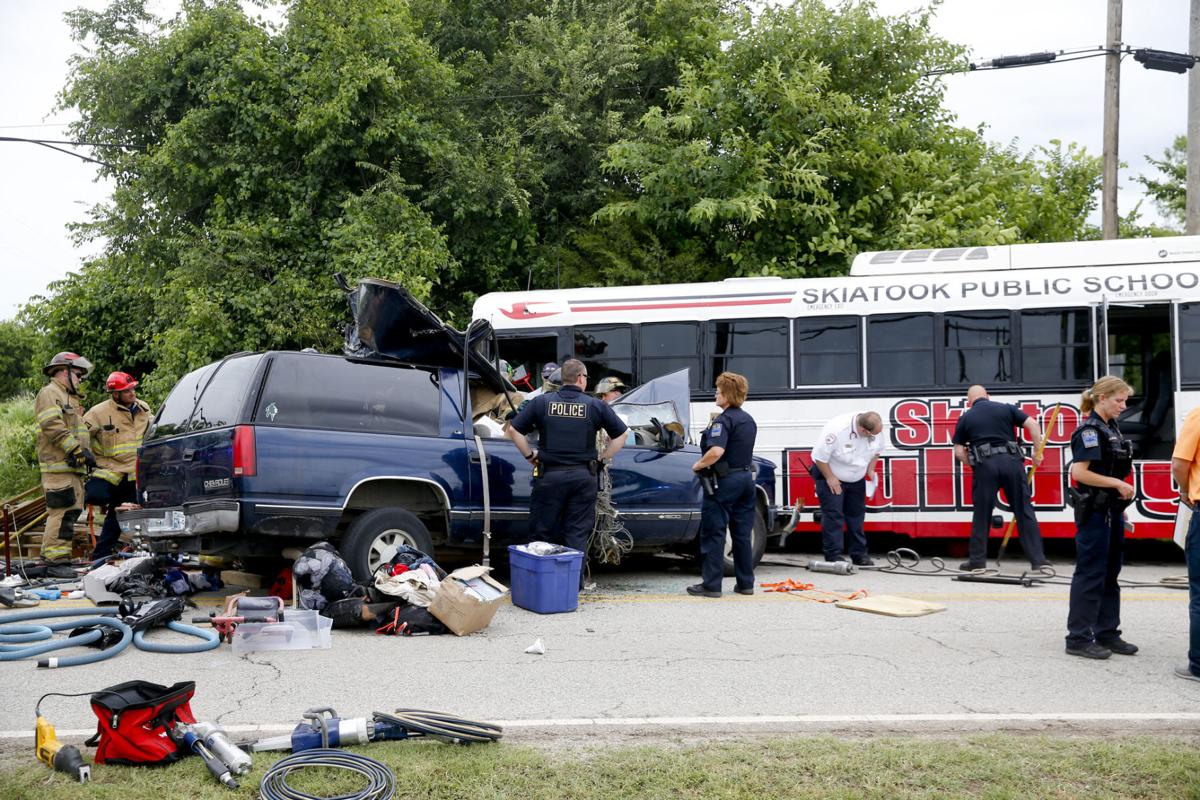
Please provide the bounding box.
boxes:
[1065,375,1137,660]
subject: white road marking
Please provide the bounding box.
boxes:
[4,712,1200,740]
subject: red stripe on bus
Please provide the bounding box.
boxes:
[572,298,794,312]
[789,520,1172,539]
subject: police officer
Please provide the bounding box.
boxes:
[952,384,1049,571]
[810,410,884,566]
[1065,375,1138,660]
[84,371,152,559]
[506,359,629,579]
[687,371,758,598]
[34,352,95,564]
[525,362,561,399]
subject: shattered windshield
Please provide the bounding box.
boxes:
[613,401,680,429]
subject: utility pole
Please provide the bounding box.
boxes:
[1188,0,1200,234]
[1102,0,1122,239]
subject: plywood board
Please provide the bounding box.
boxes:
[835,594,945,617]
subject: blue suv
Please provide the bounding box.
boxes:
[124,280,786,579]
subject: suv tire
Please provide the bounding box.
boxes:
[340,507,435,581]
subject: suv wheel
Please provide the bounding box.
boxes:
[722,511,767,577]
[340,507,435,581]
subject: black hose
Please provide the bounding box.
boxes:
[259,749,395,800]
[373,709,502,744]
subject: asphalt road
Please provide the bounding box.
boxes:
[2,551,1197,743]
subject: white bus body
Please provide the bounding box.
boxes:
[473,236,1200,542]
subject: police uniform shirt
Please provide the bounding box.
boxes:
[811,412,884,482]
[1070,412,1123,477]
[701,407,757,467]
[510,385,627,467]
[952,399,1028,447]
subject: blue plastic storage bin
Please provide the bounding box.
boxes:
[507,545,584,614]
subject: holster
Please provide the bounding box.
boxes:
[711,462,731,479]
[699,469,717,497]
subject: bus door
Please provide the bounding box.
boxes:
[1097,299,1175,460]
[1173,300,1200,447]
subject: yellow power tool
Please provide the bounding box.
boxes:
[35,714,90,782]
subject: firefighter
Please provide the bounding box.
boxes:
[84,371,152,559]
[34,352,95,563]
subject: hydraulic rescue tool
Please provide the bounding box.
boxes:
[168,722,239,790]
[191,594,284,642]
[249,707,503,752]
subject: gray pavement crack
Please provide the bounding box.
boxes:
[215,652,283,726]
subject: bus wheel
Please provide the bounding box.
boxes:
[723,511,767,577]
[340,507,434,582]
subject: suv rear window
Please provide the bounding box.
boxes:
[148,363,217,440]
[255,354,441,435]
[187,354,264,432]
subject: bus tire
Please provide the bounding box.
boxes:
[340,507,434,582]
[723,511,767,577]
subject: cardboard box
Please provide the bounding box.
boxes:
[429,565,509,636]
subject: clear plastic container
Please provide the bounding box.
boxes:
[230,609,332,655]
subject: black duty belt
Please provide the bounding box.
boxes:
[541,463,590,472]
[970,441,1023,460]
[724,466,752,472]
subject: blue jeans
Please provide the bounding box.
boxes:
[1187,507,1200,677]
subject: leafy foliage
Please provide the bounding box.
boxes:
[1136,134,1187,229]
[26,0,1105,397]
[0,321,44,400]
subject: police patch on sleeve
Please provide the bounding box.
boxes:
[1081,428,1100,449]
[710,423,722,436]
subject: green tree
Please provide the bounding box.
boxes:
[1136,134,1186,228]
[0,320,44,400]
[594,1,1104,282]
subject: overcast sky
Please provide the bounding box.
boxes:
[0,0,1192,321]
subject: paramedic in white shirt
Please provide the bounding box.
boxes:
[809,411,884,567]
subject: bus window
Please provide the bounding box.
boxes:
[943,311,1013,386]
[708,319,789,389]
[1020,308,1091,385]
[794,317,860,386]
[575,325,634,388]
[1180,303,1200,386]
[497,334,560,393]
[639,322,703,390]
[867,313,934,388]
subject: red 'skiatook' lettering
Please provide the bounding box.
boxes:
[929,400,965,446]
[892,400,930,447]
[923,447,956,507]
[782,398,1178,537]
[1137,462,1178,520]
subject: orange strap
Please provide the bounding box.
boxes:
[760,578,869,603]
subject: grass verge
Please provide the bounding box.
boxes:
[0,393,38,500]
[1,734,1199,799]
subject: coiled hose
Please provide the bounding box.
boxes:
[0,607,219,666]
[259,749,395,800]
[0,608,131,668]
[373,709,503,744]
